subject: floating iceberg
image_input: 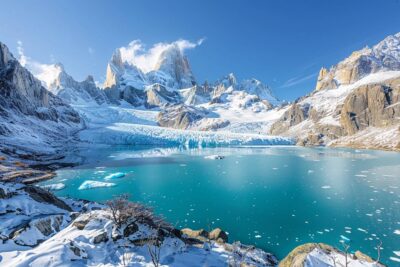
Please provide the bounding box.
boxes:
[40,183,65,191]
[104,172,125,180]
[78,180,116,190]
[204,155,225,160]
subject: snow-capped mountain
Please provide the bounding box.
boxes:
[0,42,83,157]
[104,43,195,91]
[45,63,109,105]
[3,32,399,153]
[271,32,400,151]
[316,32,400,91]
[150,43,196,88]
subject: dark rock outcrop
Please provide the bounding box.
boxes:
[123,222,139,237]
[93,232,108,244]
[22,185,72,211]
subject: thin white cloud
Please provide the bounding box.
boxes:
[16,41,62,89]
[88,47,95,55]
[281,73,317,88]
[118,38,204,73]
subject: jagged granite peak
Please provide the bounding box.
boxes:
[240,78,280,106]
[153,43,196,89]
[210,73,279,107]
[215,73,237,88]
[104,49,147,90]
[0,42,13,68]
[85,75,95,83]
[316,32,400,91]
[43,63,110,105]
[0,42,56,110]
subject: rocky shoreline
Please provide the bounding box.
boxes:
[0,155,386,266]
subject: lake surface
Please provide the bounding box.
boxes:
[40,146,400,264]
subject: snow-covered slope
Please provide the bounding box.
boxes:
[0,42,83,157]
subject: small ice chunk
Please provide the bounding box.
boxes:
[394,230,400,235]
[255,235,262,239]
[340,235,350,242]
[204,155,225,160]
[355,174,367,177]
[357,228,368,233]
[394,251,400,257]
[321,185,331,189]
[40,183,65,191]
[390,257,400,263]
[78,180,116,190]
[104,172,125,180]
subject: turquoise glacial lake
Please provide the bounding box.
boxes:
[40,146,400,264]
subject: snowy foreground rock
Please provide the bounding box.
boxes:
[0,181,384,267]
[0,182,278,267]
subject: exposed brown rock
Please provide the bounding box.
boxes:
[72,219,90,230]
[208,228,228,243]
[340,78,400,135]
[270,103,309,135]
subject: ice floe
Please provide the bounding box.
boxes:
[40,183,65,191]
[104,172,125,180]
[78,180,116,190]
[204,155,225,160]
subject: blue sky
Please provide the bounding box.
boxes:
[1,0,399,101]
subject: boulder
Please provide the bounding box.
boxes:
[181,228,209,242]
[208,228,228,243]
[354,250,374,263]
[0,187,7,199]
[72,219,89,230]
[123,222,139,237]
[279,243,338,267]
[93,232,108,244]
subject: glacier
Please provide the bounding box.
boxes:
[80,122,293,147]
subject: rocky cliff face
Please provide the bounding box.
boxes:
[152,43,196,89]
[270,33,400,151]
[157,104,208,129]
[340,78,400,135]
[0,42,82,156]
[316,32,400,91]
